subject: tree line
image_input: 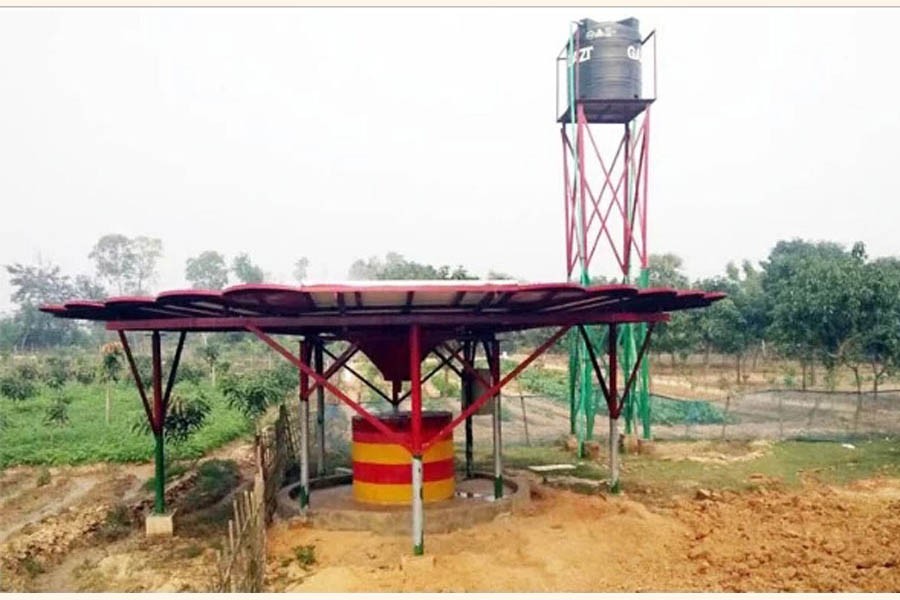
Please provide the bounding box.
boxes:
[651,239,900,395]
[5,233,900,398]
[1,237,488,351]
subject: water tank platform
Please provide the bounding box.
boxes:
[276,474,530,535]
[558,98,654,125]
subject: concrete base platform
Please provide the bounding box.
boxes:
[276,474,529,535]
[145,512,175,537]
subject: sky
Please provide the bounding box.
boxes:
[1,8,899,310]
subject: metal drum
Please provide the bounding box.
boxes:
[351,411,455,505]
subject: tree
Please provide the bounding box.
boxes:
[100,342,124,424]
[185,251,229,289]
[647,254,695,363]
[89,234,162,295]
[220,368,294,418]
[44,394,72,430]
[89,234,136,295]
[347,252,477,281]
[231,253,265,284]
[132,383,211,445]
[761,239,857,389]
[293,257,310,282]
[832,256,900,428]
[486,270,517,280]
[4,261,86,349]
[200,339,222,386]
[647,253,690,288]
[73,275,107,300]
[131,236,163,295]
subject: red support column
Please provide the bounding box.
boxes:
[150,331,166,514]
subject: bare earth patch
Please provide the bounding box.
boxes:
[266,477,900,593]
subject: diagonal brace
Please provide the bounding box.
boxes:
[245,325,410,451]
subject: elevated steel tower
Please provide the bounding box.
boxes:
[558,17,658,456]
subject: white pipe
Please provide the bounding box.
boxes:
[609,416,620,493]
[300,399,310,510]
[493,395,503,499]
[411,456,424,555]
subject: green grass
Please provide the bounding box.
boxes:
[628,439,900,491]
[0,382,252,468]
[470,438,900,492]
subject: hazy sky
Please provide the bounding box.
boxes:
[1,8,898,310]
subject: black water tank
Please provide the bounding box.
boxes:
[573,17,642,101]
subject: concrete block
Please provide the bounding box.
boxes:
[145,512,175,537]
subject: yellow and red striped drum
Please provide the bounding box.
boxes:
[351,411,455,505]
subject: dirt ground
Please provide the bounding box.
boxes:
[265,474,900,593]
[0,440,255,592]
[3,437,900,592]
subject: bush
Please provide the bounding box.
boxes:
[14,362,40,382]
[73,359,97,385]
[293,544,317,569]
[0,374,37,401]
[220,367,295,418]
[132,384,211,445]
[175,360,206,386]
[42,356,71,390]
[44,394,72,427]
[431,373,460,398]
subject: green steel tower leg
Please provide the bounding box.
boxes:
[153,431,165,514]
[621,321,636,436]
[638,267,652,439]
[568,332,579,435]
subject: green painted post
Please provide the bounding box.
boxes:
[621,323,636,436]
[153,431,165,514]
[638,268,652,439]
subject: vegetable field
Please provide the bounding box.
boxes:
[0,382,250,468]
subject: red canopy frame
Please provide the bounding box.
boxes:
[42,281,722,554]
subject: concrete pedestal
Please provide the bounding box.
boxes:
[145,512,175,537]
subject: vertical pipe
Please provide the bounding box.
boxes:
[464,341,474,479]
[490,339,503,499]
[608,324,620,494]
[520,393,530,446]
[151,331,166,514]
[623,122,632,276]
[314,340,326,477]
[298,340,311,510]
[409,324,424,555]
